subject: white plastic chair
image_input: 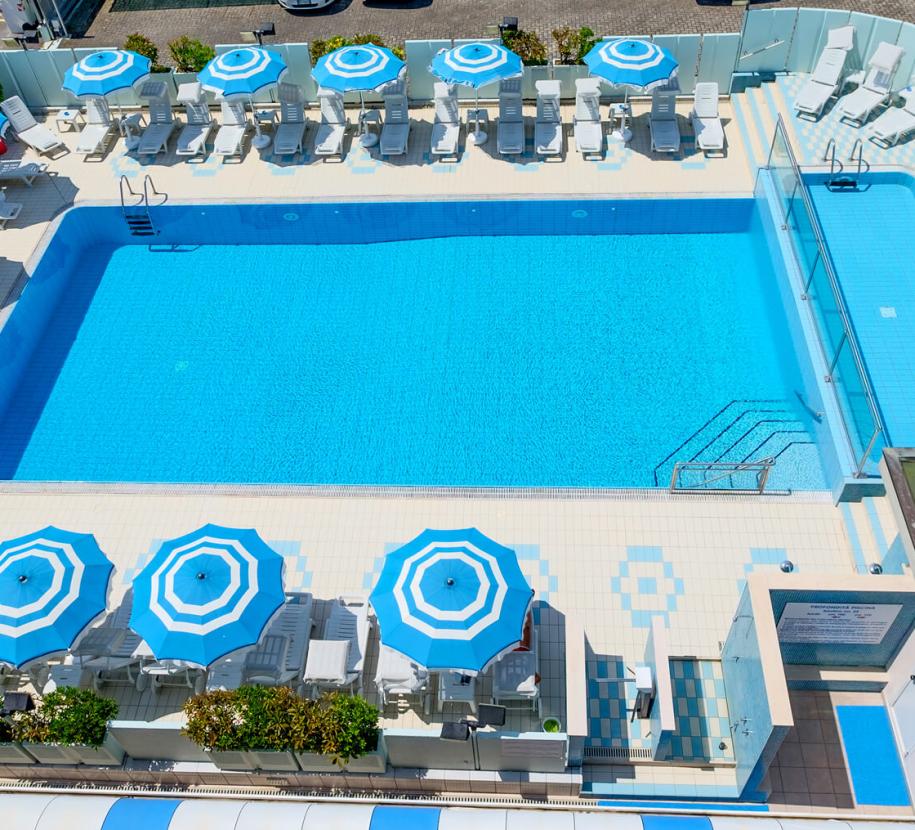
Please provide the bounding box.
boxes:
[573,78,603,160]
[690,82,725,156]
[302,596,371,694]
[274,82,307,156]
[497,91,524,156]
[0,96,65,156]
[836,42,906,127]
[534,80,562,158]
[213,100,250,162]
[380,92,410,156]
[176,83,215,159]
[649,90,680,153]
[374,645,429,709]
[430,82,460,161]
[75,97,117,159]
[794,49,850,121]
[492,625,541,715]
[868,88,915,147]
[314,88,348,160]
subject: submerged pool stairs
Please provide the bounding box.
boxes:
[653,399,815,489]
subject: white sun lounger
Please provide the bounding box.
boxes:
[794,48,850,121]
[430,82,460,161]
[691,82,725,155]
[573,78,603,160]
[76,97,118,159]
[213,100,250,162]
[314,88,348,160]
[836,42,905,127]
[534,80,562,158]
[175,83,215,159]
[375,645,429,708]
[274,82,307,157]
[137,99,177,156]
[380,92,410,156]
[0,190,23,230]
[0,96,66,156]
[649,90,681,153]
[0,160,48,186]
[497,91,524,156]
[245,592,314,688]
[302,595,371,694]
[868,89,915,147]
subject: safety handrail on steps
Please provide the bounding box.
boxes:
[142,175,167,208]
[669,459,774,494]
[822,137,843,179]
[118,175,145,215]
[849,138,865,178]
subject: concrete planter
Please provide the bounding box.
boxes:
[209,749,257,771]
[0,742,36,764]
[69,733,125,766]
[293,750,341,772]
[247,749,299,771]
[294,745,386,773]
[22,732,124,766]
[20,742,79,764]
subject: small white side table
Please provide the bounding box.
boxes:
[253,109,276,150]
[358,109,382,148]
[609,102,631,143]
[56,109,84,132]
[120,112,146,151]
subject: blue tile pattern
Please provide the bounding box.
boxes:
[610,546,685,628]
[739,546,791,591]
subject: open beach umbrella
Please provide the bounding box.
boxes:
[430,42,522,145]
[583,38,678,141]
[369,528,534,675]
[311,44,405,148]
[0,527,114,670]
[198,47,288,149]
[62,49,151,99]
[129,524,285,669]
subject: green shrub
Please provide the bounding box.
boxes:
[124,33,168,73]
[502,29,548,66]
[552,26,597,65]
[168,36,215,73]
[310,34,404,65]
[12,687,117,747]
[182,687,378,765]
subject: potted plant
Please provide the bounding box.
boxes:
[293,692,384,772]
[183,689,257,770]
[542,716,562,734]
[13,687,122,765]
[238,686,301,771]
[0,709,35,764]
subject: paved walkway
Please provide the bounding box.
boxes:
[71,0,915,62]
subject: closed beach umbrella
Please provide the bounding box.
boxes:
[62,49,151,99]
[129,524,285,668]
[198,47,288,149]
[430,41,523,145]
[583,38,678,141]
[0,526,114,669]
[311,44,405,147]
[369,528,533,674]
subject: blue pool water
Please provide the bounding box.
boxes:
[0,199,825,488]
[808,172,915,449]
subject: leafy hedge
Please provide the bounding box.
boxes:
[11,687,117,747]
[183,687,379,764]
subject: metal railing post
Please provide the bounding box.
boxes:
[855,427,882,478]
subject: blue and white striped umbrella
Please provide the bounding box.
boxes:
[583,38,678,91]
[0,527,113,669]
[62,50,151,99]
[129,524,285,668]
[198,47,288,100]
[311,44,404,93]
[430,42,522,89]
[0,112,9,138]
[369,528,534,674]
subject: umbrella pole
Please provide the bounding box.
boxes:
[611,87,632,144]
[470,87,487,146]
[251,94,272,151]
[358,89,378,148]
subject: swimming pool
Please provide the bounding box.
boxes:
[0,198,825,489]
[807,172,915,451]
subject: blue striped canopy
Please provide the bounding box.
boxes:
[583,39,678,91]
[0,527,113,669]
[62,50,151,99]
[369,528,533,674]
[311,44,404,93]
[198,48,287,100]
[129,524,285,668]
[430,42,522,89]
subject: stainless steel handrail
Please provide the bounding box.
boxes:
[670,459,773,494]
[770,115,884,476]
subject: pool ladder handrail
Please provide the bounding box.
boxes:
[822,137,843,179]
[849,138,866,178]
[119,175,165,236]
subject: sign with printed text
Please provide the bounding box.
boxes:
[777,602,902,645]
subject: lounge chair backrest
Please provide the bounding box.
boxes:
[692,82,719,119]
[812,49,847,87]
[865,42,904,91]
[0,96,38,133]
[280,100,305,125]
[220,100,247,127]
[499,92,523,123]
[499,77,521,95]
[384,93,409,125]
[149,100,173,125]
[318,89,345,125]
[575,93,600,122]
[651,90,677,120]
[535,80,561,123]
[184,101,211,126]
[85,97,112,126]
[433,91,459,125]
[278,82,304,105]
